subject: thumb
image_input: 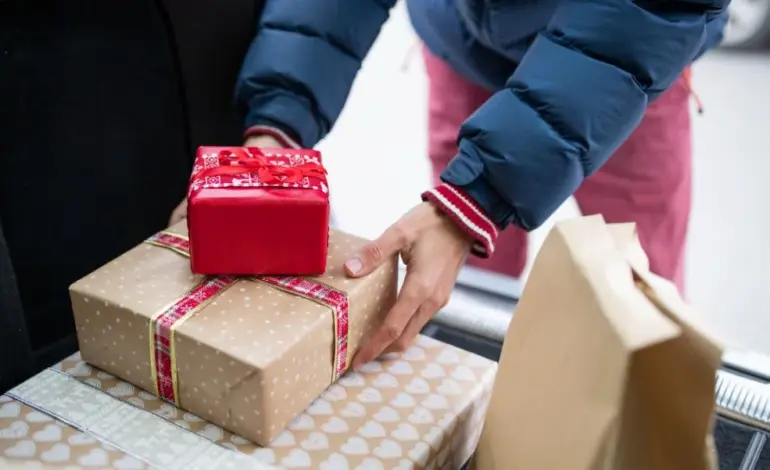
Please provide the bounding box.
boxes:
[345,224,406,278]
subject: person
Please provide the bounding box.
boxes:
[170,0,730,370]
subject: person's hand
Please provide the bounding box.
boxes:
[168,199,188,227]
[346,202,473,369]
[167,134,284,227]
[243,134,283,149]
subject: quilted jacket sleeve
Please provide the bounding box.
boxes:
[427,0,729,257]
[235,0,396,148]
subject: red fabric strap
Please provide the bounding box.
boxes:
[421,183,499,258]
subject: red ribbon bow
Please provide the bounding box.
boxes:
[197,148,326,184]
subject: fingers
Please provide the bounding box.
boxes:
[346,204,442,278]
[347,203,464,368]
[351,269,452,369]
[351,274,423,370]
[169,211,184,226]
[383,304,434,354]
[345,221,410,278]
[384,279,452,354]
[168,200,188,227]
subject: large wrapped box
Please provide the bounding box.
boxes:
[2,335,496,469]
[187,146,330,275]
[69,223,397,446]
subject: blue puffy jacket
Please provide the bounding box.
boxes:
[236,0,729,234]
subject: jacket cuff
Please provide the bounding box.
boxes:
[244,125,301,149]
[441,148,517,229]
[421,183,499,258]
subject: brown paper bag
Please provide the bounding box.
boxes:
[472,215,722,470]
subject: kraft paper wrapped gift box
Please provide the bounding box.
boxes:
[186,146,330,275]
[69,223,398,446]
[1,336,497,469]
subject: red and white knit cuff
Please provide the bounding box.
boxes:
[244,125,301,149]
[421,183,499,258]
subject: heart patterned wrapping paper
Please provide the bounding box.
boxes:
[69,223,398,446]
[1,335,497,469]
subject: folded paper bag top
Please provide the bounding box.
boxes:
[187,146,330,275]
[472,215,723,470]
[69,222,397,446]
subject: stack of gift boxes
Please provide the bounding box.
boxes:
[1,146,497,469]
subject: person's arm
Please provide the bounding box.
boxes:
[696,8,729,60]
[235,0,397,148]
[422,0,730,258]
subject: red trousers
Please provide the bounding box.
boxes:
[424,48,692,292]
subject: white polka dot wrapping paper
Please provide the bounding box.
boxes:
[1,336,497,469]
[67,222,399,447]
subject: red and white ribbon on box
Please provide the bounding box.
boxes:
[144,231,349,406]
[187,148,328,198]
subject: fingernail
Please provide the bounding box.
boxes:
[345,257,363,275]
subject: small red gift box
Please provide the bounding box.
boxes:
[187,146,330,275]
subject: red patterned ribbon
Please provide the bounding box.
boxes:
[146,232,191,257]
[145,231,349,405]
[151,276,237,405]
[188,148,329,198]
[261,276,349,380]
[196,148,327,184]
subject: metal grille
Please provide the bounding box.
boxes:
[717,370,770,432]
